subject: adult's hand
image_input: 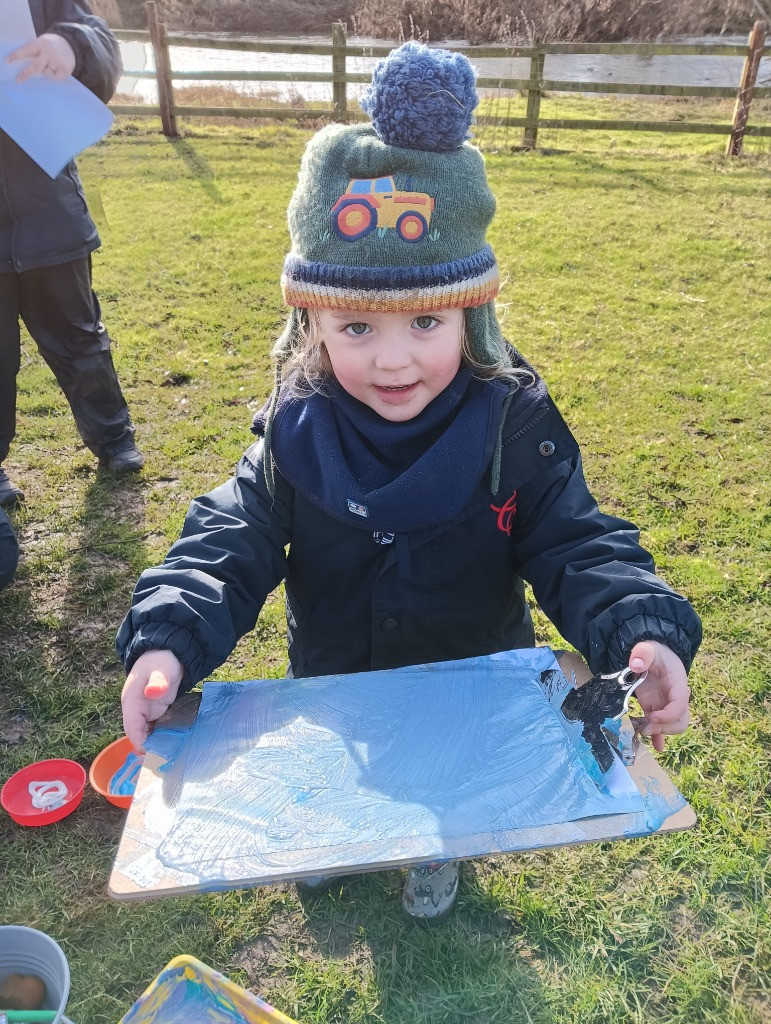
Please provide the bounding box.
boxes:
[7,34,77,83]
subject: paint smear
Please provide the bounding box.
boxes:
[148,649,656,882]
[119,957,295,1024]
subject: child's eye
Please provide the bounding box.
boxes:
[412,315,440,331]
[343,322,371,336]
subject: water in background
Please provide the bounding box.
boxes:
[117,34,770,105]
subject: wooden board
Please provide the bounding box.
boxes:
[109,652,695,900]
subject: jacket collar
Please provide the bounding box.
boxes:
[268,371,510,533]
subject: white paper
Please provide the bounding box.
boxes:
[604,754,642,798]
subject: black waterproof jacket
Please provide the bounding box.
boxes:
[117,381,702,689]
[0,0,121,273]
[0,509,19,591]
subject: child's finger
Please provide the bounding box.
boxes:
[123,705,150,752]
[629,640,657,673]
[646,699,689,725]
[641,708,690,749]
[643,710,689,732]
[144,670,171,700]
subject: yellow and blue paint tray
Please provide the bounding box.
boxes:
[118,955,297,1024]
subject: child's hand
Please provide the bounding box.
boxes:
[628,640,690,751]
[6,34,77,83]
[121,650,183,751]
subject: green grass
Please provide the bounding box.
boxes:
[1,97,769,1023]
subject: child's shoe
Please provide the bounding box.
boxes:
[0,469,24,507]
[402,860,460,923]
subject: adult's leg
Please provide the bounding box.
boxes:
[17,257,137,458]
[0,273,25,504]
[0,272,21,465]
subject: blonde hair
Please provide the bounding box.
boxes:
[280,308,533,396]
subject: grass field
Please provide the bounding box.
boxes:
[1,99,769,1023]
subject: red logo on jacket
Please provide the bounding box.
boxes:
[490,491,517,535]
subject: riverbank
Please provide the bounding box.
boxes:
[103,0,760,41]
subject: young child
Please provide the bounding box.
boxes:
[0,0,144,508]
[118,43,701,922]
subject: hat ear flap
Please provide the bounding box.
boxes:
[272,306,307,363]
[264,306,309,496]
[464,302,506,367]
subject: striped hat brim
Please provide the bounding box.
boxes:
[282,246,500,312]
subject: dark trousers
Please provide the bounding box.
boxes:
[0,257,135,463]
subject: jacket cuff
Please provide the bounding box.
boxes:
[49,24,85,79]
[597,612,699,675]
[119,622,208,693]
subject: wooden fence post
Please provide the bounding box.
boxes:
[146,0,179,138]
[726,19,766,156]
[522,43,545,150]
[332,23,348,123]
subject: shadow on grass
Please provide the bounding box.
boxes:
[0,464,150,771]
[257,868,558,1023]
[250,850,753,1023]
[169,138,224,203]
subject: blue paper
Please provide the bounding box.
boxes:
[0,0,36,80]
[1,0,114,177]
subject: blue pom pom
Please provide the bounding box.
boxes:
[360,41,478,152]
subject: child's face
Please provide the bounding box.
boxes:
[316,308,464,422]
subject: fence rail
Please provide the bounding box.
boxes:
[113,7,770,155]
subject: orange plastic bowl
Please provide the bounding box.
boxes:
[1,759,86,826]
[89,736,141,809]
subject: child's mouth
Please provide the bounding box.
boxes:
[374,382,419,402]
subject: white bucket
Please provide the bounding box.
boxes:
[0,925,72,1024]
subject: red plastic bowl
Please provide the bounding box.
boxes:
[89,735,140,809]
[1,759,86,826]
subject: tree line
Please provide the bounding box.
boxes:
[100,0,765,41]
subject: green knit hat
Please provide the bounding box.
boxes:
[275,41,511,368]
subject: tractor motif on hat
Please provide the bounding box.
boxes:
[331,176,435,243]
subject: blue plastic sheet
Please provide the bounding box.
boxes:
[145,649,657,883]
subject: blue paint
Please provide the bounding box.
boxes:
[145,725,193,768]
[603,716,622,740]
[148,649,650,882]
[120,958,286,1024]
[631,774,687,834]
[123,963,241,1023]
[109,751,142,795]
[294,790,318,804]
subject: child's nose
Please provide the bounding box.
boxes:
[374,335,412,370]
